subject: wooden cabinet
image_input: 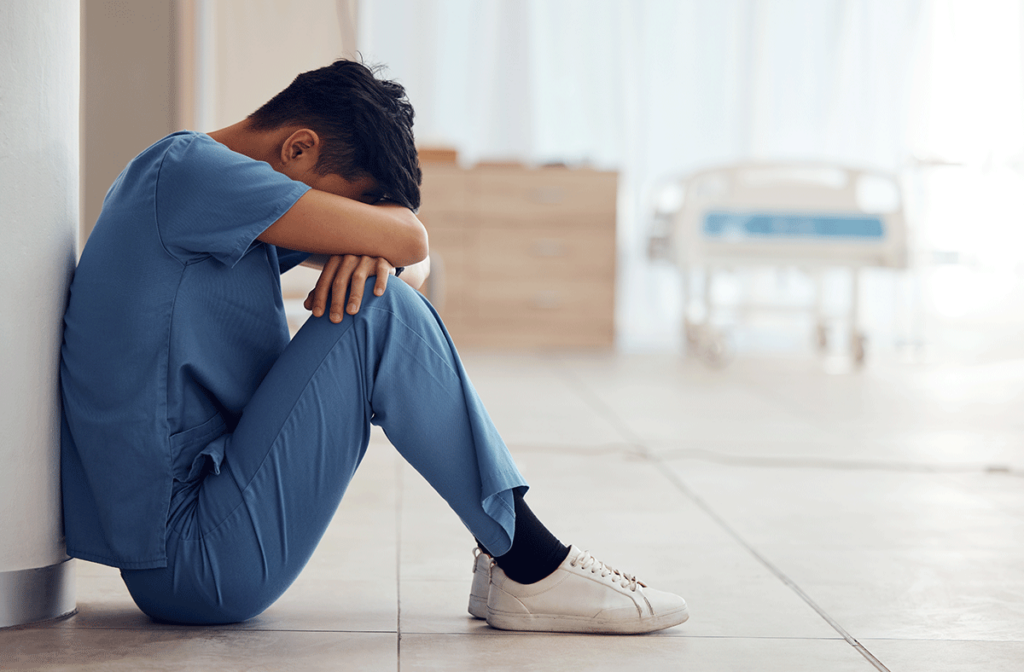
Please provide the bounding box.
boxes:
[419,163,617,348]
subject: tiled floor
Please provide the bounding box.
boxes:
[4,351,1024,671]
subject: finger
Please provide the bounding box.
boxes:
[310,256,342,317]
[344,256,375,316]
[329,255,360,322]
[373,258,390,296]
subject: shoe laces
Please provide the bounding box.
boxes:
[571,550,644,592]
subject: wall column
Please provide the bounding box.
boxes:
[0,0,80,627]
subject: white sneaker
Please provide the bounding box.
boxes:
[485,545,688,634]
[468,547,492,619]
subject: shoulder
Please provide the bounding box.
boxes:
[136,130,205,167]
[155,131,292,195]
[156,131,237,174]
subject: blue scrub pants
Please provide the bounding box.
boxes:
[121,278,527,624]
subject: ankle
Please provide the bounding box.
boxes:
[495,542,569,585]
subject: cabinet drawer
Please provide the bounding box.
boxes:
[456,319,614,348]
[461,280,614,347]
[473,279,613,321]
[478,226,614,281]
[472,168,617,227]
[413,162,618,348]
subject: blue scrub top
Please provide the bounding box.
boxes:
[60,131,311,569]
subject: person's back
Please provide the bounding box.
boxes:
[61,131,304,568]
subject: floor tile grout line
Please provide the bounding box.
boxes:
[553,363,1019,477]
[652,459,891,672]
[557,360,890,671]
[398,632,850,640]
[508,441,1018,476]
[656,449,1021,476]
[31,626,401,634]
[395,454,404,672]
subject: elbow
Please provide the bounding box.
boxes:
[398,219,429,267]
[411,226,429,264]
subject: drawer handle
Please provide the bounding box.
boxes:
[529,186,566,204]
[531,239,567,257]
[531,290,562,309]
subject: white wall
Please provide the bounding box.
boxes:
[203,0,352,130]
[81,0,177,242]
[0,0,79,573]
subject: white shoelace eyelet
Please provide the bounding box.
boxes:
[573,550,641,592]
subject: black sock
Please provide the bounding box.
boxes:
[479,490,569,585]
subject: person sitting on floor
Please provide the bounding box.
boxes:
[59,59,688,635]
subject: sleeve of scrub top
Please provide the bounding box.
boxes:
[155,134,311,267]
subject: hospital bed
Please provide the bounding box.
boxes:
[648,163,908,366]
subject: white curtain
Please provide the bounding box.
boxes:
[361,0,923,234]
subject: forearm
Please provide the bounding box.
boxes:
[259,192,429,268]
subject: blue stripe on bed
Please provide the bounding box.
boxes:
[703,212,885,239]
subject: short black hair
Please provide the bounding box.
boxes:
[249,59,421,211]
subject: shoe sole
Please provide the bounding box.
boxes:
[486,605,689,635]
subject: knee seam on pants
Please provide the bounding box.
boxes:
[363,303,460,379]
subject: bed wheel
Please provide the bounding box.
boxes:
[815,323,829,351]
[695,326,732,368]
[684,318,702,347]
[853,333,867,365]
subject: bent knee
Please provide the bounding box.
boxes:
[364,275,433,316]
